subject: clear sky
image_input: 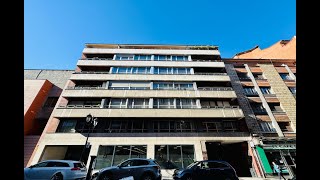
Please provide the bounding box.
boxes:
[25,0,296,70]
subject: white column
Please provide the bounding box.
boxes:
[147,144,155,159]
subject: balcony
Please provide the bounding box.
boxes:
[70,73,230,82]
[54,106,244,118]
[77,59,225,68]
[62,87,237,98]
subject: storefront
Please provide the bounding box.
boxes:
[253,138,296,179]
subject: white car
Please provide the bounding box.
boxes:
[24,160,87,180]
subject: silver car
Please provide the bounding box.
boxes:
[24,160,87,180]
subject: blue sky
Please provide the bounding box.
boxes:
[25,0,296,70]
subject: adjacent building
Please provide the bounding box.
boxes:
[224,36,296,178]
[24,70,74,167]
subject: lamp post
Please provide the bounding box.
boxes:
[80,113,98,163]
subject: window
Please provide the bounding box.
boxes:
[259,122,276,132]
[154,67,191,75]
[33,161,49,168]
[133,55,151,61]
[202,121,223,132]
[251,103,267,114]
[111,67,151,74]
[131,160,149,166]
[109,99,127,109]
[109,81,150,90]
[155,145,194,169]
[289,87,296,94]
[153,98,175,109]
[172,56,188,61]
[105,120,147,133]
[95,145,147,169]
[268,103,284,112]
[154,55,171,61]
[44,97,58,108]
[243,87,258,95]
[278,122,292,132]
[128,99,149,108]
[176,99,197,109]
[260,87,273,94]
[153,82,193,90]
[223,121,238,132]
[279,73,292,80]
[115,54,134,60]
[57,120,77,133]
[237,73,250,80]
[153,120,193,132]
[252,73,265,80]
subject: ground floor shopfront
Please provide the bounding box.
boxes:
[30,133,258,177]
[250,138,296,179]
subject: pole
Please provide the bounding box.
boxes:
[86,155,97,180]
[80,128,91,162]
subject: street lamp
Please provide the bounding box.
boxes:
[80,113,98,163]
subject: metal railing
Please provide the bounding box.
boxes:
[73,71,228,76]
[263,94,277,97]
[200,106,240,109]
[57,105,241,109]
[66,86,105,90]
[80,58,221,62]
[271,110,286,114]
[197,87,233,91]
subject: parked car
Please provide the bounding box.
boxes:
[94,158,161,180]
[173,160,239,180]
[24,160,87,180]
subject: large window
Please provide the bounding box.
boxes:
[56,120,77,133]
[259,122,276,132]
[279,73,292,80]
[243,87,258,95]
[95,145,147,169]
[105,120,147,133]
[108,81,150,90]
[155,145,194,169]
[176,99,197,109]
[154,55,188,61]
[128,99,149,108]
[260,87,273,94]
[106,98,149,109]
[153,82,193,90]
[153,120,193,132]
[111,67,151,74]
[133,55,152,61]
[153,98,175,109]
[115,54,134,60]
[108,99,127,109]
[154,67,191,75]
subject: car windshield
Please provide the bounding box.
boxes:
[186,161,199,169]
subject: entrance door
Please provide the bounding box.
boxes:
[205,142,251,177]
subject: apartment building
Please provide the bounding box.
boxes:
[28,44,258,177]
[223,36,296,179]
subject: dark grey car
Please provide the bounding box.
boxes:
[95,158,162,180]
[173,160,239,180]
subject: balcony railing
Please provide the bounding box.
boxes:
[58,105,241,110]
[197,87,233,91]
[80,58,221,62]
[263,94,277,97]
[73,71,228,76]
[66,86,105,90]
[238,77,251,81]
[254,77,267,80]
[253,110,268,115]
[271,110,286,114]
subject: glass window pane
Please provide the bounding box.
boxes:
[95,146,114,169]
[168,145,182,169]
[130,145,147,158]
[113,145,131,166]
[182,145,194,168]
[57,120,77,133]
[155,145,168,169]
[118,67,128,74]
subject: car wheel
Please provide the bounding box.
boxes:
[183,175,192,180]
[50,173,63,180]
[141,173,154,180]
[100,173,112,180]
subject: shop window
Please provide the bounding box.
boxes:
[155,145,194,169]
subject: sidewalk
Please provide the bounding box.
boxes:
[162,177,289,180]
